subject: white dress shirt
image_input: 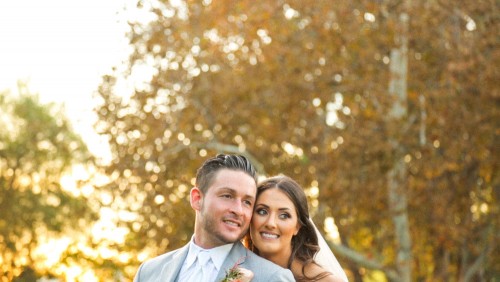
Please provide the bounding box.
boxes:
[177,238,234,282]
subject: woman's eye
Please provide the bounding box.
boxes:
[256,209,268,215]
[279,213,291,219]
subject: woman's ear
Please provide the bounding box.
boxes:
[294,224,301,236]
[190,187,203,211]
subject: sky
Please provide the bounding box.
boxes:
[0,0,131,157]
[0,2,136,277]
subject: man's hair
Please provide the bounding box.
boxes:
[195,154,258,193]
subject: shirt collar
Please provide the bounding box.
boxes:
[209,243,233,271]
[184,239,201,270]
[186,236,234,271]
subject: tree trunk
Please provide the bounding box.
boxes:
[386,4,412,281]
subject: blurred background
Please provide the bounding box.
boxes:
[0,0,498,281]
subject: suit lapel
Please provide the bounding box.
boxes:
[160,244,189,282]
[215,242,248,281]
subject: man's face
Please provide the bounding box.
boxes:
[192,169,256,249]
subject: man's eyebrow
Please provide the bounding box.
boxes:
[218,187,235,193]
[244,194,256,201]
[219,187,256,200]
[219,187,238,194]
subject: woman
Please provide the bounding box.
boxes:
[243,175,347,282]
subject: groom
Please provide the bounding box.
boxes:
[133,154,294,282]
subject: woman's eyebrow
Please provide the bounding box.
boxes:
[255,203,291,211]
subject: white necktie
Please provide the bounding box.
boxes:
[198,251,213,278]
[178,250,217,282]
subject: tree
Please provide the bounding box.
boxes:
[0,83,97,281]
[95,0,498,280]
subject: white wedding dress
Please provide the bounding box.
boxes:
[311,219,349,282]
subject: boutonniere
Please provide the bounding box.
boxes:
[220,256,253,282]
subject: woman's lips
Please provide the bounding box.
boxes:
[260,232,279,239]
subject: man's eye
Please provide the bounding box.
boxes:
[243,200,253,207]
[221,194,232,198]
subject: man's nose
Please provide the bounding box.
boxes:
[230,200,244,215]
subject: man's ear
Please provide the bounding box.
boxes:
[190,187,203,211]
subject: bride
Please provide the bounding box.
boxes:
[242,175,348,282]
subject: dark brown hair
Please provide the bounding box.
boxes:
[195,154,257,193]
[246,175,330,281]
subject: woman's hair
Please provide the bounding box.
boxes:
[245,175,330,281]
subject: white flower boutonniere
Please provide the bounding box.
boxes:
[220,256,253,282]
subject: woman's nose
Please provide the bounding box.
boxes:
[265,214,277,229]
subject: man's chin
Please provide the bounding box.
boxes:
[219,232,244,244]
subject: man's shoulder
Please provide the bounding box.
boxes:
[244,250,277,266]
[135,246,187,280]
[144,249,178,264]
[143,245,188,266]
[239,248,294,281]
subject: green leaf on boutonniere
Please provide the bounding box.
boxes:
[220,256,247,282]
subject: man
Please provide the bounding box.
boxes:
[133,154,294,282]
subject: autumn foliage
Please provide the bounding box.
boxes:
[94,0,498,281]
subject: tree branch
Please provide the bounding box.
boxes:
[464,225,496,282]
[326,239,399,281]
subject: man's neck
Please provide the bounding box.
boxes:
[193,233,226,249]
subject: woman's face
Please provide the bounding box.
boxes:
[250,188,300,262]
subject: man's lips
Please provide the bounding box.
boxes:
[223,219,242,227]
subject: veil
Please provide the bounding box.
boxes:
[310,218,349,282]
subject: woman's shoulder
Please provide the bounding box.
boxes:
[302,262,345,282]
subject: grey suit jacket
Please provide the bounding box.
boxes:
[133,241,295,282]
